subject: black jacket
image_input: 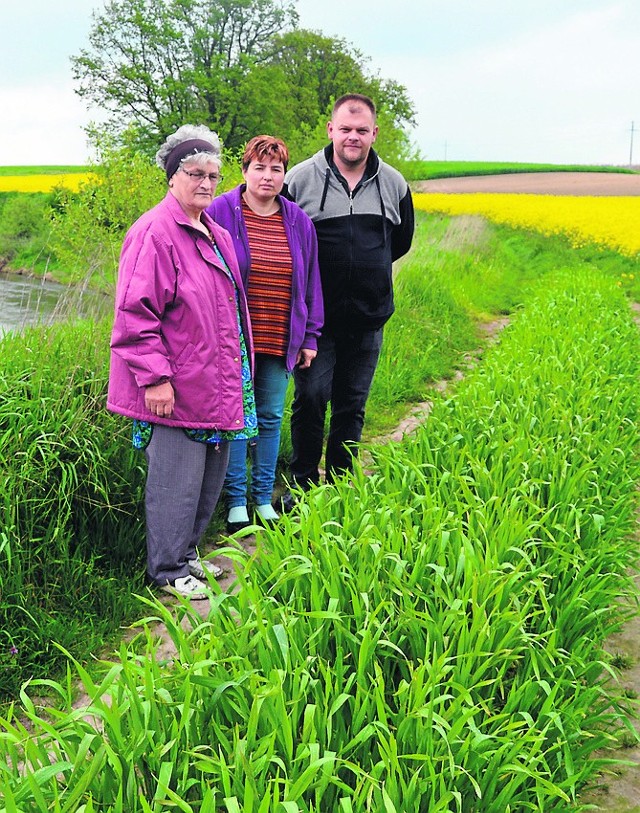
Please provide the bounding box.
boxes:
[285,145,414,332]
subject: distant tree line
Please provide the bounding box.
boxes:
[72,0,418,165]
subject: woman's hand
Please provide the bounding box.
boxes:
[296,348,317,369]
[145,381,175,418]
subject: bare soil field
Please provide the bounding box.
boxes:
[415,171,640,196]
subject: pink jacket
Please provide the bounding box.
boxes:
[107,191,253,430]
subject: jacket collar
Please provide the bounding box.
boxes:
[322,143,380,184]
[164,189,217,234]
[229,183,296,225]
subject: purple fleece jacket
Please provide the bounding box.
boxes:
[206,185,323,372]
[108,191,253,430]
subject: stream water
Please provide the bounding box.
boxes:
[0,273,109,335]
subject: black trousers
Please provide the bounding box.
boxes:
[290,327,383,486]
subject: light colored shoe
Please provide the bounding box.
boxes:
[255,503,279,524]
[187,557,224,580]
[226,506,251,535]
[228,506,250,524]
[161,574,209,600]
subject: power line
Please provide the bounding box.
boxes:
[630,121,635,167]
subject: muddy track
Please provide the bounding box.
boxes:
[414,171,640,197]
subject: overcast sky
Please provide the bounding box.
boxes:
[2,0,638,166]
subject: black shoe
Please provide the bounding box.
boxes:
[226,519,251,535]
[275,491,298,514]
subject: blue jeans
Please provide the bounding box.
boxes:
[225,354,289,507]
[290,328,383,486]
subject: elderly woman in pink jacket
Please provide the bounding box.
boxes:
[108,124,256,600]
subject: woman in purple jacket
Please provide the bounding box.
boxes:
[108,124,257,600]
[207,136,323,533]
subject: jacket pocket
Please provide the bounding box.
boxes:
[171,341,196,375]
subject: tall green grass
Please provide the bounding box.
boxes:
[1,268,638,810]
[0,319,146,697]
[0,211,480,698]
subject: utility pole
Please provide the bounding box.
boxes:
[630,121,635,167]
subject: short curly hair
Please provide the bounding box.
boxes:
[155,124,222,174]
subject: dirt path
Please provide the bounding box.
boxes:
[415,171,640,196]
[578,302,640,812]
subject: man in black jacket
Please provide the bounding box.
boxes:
[283,93,414,497]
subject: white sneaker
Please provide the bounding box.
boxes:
[187,558,224,580]
[161,574,209,600]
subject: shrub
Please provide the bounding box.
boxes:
[0,192,53,267]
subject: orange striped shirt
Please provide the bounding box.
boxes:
[243,200,292,357]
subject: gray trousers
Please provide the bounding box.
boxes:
[144,424,230,585]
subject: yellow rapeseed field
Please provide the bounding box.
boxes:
[0,174,92,193]
[414,192,640,258]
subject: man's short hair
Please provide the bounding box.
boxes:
[332,94,377,120]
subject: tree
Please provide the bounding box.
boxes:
[269,29,417,163]
[72,0,418,163]
[72,0,298,152]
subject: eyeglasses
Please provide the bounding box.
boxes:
[181,169,223,183]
